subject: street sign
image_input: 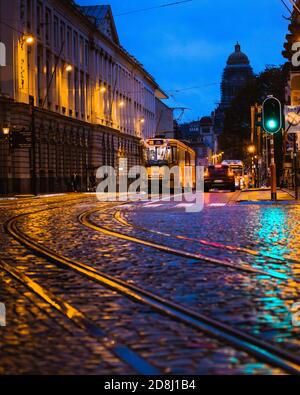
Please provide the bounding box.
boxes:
[262,96,282,134]
[285,105,300,134]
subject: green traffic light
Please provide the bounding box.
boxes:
[266,119,277,130]
[262,97,282,134]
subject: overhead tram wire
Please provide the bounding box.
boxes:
[167,83,219,94]
[116,0,193,17]
[288,0,300,14]
[280,0,293,14]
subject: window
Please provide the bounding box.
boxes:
[202,128,211,134]
[79,37,84,66]
[26,0,32,29]
[54,16,59,48]
[67,27,72,58]
[60,21,66,50]
[74,68,79,111]
[73,32,78,61]
[36,2,42,36]
[20,0,25,23]
[45,8,51,44]
[80,71,85,115]
[37,45,43,104]
[46,50,51,102]
[85,41,89,68]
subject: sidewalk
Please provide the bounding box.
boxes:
[237,188,299,205]
[281,187,300,199]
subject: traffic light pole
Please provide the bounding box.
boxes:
[270,135,277,201]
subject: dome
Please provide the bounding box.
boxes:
[200,116,212,126]
[227,42,250,66]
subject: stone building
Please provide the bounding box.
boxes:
[0,0,167,194]
[214,43,253,136]
[178,116,215,166]
[155,98,174,139]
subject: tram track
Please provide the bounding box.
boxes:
[0,258,159,375]
[3,202,300,374]
[80,207,286,279]
[114,209,300,267]
[0,194,97,211]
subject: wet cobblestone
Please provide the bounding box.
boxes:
[0,194,298,374]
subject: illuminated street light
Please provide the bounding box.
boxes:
[140,118,145,124]
[2,126,10,136]
[100,86,106,93]
[65,64,73,72]
[248,145,256,154]
[24,35,34,45]
[119,101,125,107]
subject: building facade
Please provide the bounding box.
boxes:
[283,1,300,193]
[155,98,174,139]
[214,43,253,136]
[178,116,216,166]
[0,0,167,194]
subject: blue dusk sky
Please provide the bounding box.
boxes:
[78,0,290,122]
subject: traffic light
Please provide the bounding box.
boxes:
[262,96,282,134]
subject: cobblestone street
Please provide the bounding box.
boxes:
[0,191,300,374]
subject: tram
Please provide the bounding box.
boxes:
[145,138,196,191]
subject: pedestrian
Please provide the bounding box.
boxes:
[72,172,79,192]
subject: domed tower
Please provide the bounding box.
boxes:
[221,42,253,106]
[214,43,253,136]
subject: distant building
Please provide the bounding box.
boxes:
[214,43,253,136]
[155,98,174,139]
[178,116,216,166]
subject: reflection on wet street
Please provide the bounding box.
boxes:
[0,192,300,374]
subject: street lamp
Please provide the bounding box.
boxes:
[119,101,125,107]
[65,64,73,72]
[25,36,34,45]
[2,126,10,136]
[248,145,256,154]
[247,145,256,188]
[20,35,34,46]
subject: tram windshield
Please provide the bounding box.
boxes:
[146,145,171,166]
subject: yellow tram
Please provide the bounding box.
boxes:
[145,138,196,191]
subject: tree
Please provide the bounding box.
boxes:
[219,64,289,170]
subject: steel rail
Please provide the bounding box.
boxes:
[81,208,285,279]
[0,258,159,374]
[5,204,300,374]
[0,194,97,209]
[114,209,300,266]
